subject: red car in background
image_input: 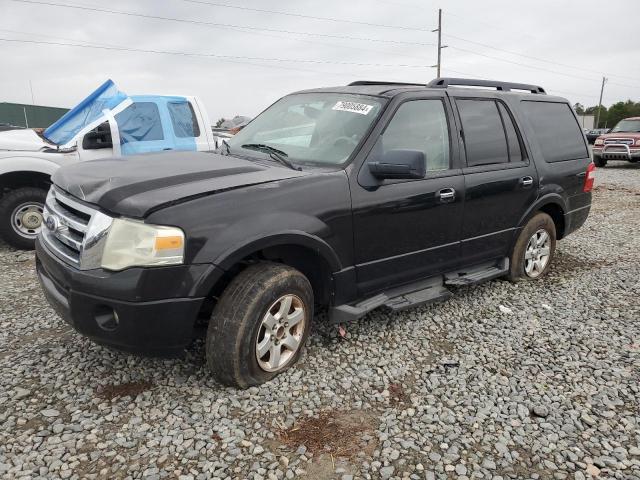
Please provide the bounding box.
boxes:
[592,117,640,167]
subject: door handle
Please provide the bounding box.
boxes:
[437,188,456,203]
[520,176,534,187]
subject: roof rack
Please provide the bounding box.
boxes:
[427,77,546,94]
[348,80,426,87]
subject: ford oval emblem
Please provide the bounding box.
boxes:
[45,215,59,232]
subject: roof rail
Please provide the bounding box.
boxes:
[348,80,426,87]
[427,77,546,94]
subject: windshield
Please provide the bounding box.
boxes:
[227,93,384,165]
[611,119,640,133]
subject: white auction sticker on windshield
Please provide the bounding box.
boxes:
[332,101,374,115]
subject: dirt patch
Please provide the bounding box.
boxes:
[279,410,377,458]
[388,382,409,406]
[96,380,153,400]
[593,184,640,195]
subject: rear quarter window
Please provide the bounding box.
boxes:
[521,101,588,162]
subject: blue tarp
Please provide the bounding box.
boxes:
[44,79,128,145]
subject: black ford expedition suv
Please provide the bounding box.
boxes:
[36,78,594,387]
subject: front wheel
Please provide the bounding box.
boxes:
[206,262,313,388]
[0,187,48,250]
[593,155,607,167]
[508,212,556,282]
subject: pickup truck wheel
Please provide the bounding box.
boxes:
[593,155,607,167]
[0,187,47,250]
[206,262,313,388]
[508,212,556,282]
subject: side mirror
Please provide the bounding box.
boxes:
[368,149,426,180]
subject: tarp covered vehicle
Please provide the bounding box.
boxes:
[0,80,216,249]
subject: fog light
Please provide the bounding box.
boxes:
[95,305,119,332]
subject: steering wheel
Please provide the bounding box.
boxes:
[333,135,359,148]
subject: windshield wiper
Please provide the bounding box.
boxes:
[241,143,301,171]
[222,139,231,154]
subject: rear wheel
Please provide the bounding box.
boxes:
[593,155,607,167]
[508,212,556,282]
[206,262,313,388]
[0,187,47,250]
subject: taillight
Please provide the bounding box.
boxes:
[583,162,596,192]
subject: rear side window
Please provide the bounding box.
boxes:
[168,101,201,138]
[521,101,588,162]
[115,102,164,144]
[457,99,509,166]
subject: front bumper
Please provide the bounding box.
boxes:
[593,145,640,160]
[35,238,214,355]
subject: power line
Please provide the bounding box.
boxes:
[447,45,602,84]
[8,0,436,48]
[443,33,640,85]
[0,37,435,69]
[6,0,640,92]
[181,0,434,31]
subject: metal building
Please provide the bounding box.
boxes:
[0,102,69,128]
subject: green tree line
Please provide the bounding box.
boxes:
[573,100,640,129]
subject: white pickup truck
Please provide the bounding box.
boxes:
[0,80,217,249]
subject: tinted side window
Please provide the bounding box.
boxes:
[115,102,164,144]
[457,99,509,166]
[498,103,523,163]
[381,100,450,171]
[168,102,201,138]
[521,101,588,162]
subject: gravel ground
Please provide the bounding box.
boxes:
[1,162,639,480]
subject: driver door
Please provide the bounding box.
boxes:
[350,94,465,295]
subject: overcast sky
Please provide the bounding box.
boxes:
[1,0,639,120]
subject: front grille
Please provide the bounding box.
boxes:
[604,138,634,145]
[41,187,100,267]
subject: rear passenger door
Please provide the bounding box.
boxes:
[453,97,538,266]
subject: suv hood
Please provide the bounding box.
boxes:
[598,132,640,140]
[52,151,309,217]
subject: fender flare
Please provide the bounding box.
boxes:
[215,230,342,273]
[512,193,568,245]
[190,231,343,298]
[0,156,60,178]
[516,193,567,235]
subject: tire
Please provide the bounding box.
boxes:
[593,155,607,167]
[0,187,48,250]
[206,262,313,388]
[508,212,556,282]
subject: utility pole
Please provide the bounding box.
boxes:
[431,9,448,78]
[595,76,607,128]
[29,80,35,105]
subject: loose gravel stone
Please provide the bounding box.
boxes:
[1,166,639,479]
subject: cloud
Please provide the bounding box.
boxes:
[1,0,638,120]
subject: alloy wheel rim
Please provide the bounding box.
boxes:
[255,294,306,372]
[11,202,44,239]
[524,228,551,278]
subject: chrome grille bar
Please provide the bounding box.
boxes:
[40,186,113,269]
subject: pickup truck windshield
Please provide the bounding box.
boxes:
[228,93,384,165]
[611,119,640,133]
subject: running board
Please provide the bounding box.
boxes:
[444,258,509,286]
[329,277,452,324]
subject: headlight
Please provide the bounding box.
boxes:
[100,218,185,271]
[594,138,604,146]
[636,139,640,146]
